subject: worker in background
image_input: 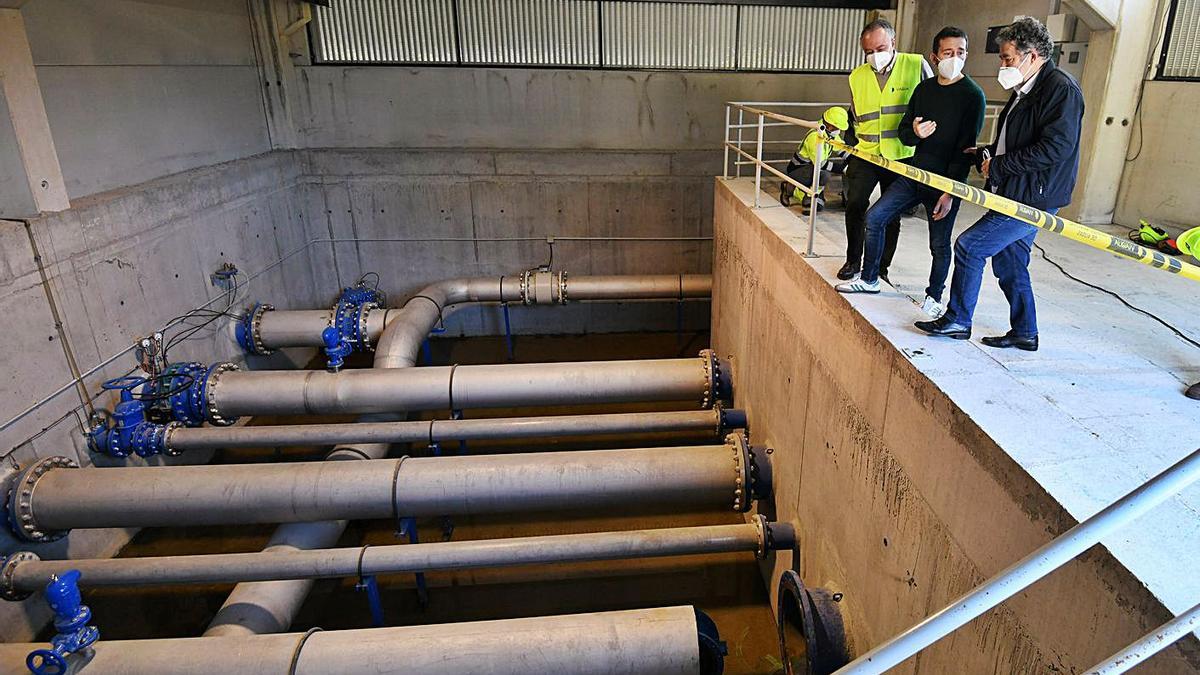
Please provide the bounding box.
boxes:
[915,16,1084,351]
[836,26,985,321]
[779,106,850,214]
[839,18,933,282]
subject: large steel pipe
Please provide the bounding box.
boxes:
[2,521,791,594]
[211,355,725,418]
[252,273,711,352]
[3,607,708,675]
[16,443,765,535]
[168,409,736,452]
[565,274,711,300]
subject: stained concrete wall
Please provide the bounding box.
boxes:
[0,87,36,217]
[1114,81,1198,230]
[297,147,715,335]
[20,0,270,198]
[712,179,1197,672]
[0,151,319,641]
[295,66,847,150]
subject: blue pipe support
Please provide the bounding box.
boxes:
[501,303,514,361]
[25,570,98,675]
[355,575,386,627]
[395,517,429,606]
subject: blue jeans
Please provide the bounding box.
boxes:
[943,209,1054,337]
[860,177,960,301]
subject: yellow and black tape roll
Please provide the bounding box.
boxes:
[825,136,1200,284]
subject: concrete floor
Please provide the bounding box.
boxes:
[76,331,786,675]
[732,176,1200,621]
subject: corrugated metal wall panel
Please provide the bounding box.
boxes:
[1164,0,1200,78]
[601,2,736,70]
[459,0,598,65]
[313,0,457,64]
[738,6,864,72]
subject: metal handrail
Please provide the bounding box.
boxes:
[1083,601,1200,674]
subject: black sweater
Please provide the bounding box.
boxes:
[897,75,986,182]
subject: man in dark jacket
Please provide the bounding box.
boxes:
[915,16,1084,351]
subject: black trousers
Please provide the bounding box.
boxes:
[843,155,901,274]
[783,157,829,197]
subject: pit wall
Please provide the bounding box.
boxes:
[0,150,318,641]
[711,179,1196,672]
[297,147,715,335]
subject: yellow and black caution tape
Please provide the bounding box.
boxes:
[820,136,1200,283]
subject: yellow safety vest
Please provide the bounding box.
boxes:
[849,53,924,160]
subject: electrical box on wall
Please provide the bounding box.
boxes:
[1055,42,1088,84]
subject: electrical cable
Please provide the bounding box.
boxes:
[1034,242,1200,351]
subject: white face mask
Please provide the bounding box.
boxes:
[937,56,965,80]
[998,53,1030,90]
[867,50,893,73]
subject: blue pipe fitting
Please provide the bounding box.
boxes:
[694,608,727,675]
[26,570,98,675]
[86,378,176,458]
[322,326,351,372]
[338,282,384,306]
[143,362,239,427]
[235,302,275,356]
[718,407,748,433]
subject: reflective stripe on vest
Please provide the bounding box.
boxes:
[849,53,924,160]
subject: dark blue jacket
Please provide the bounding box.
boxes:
[986,61,1084,210]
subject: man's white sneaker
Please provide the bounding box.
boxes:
[921,295,946,318]
[835,276,881,294]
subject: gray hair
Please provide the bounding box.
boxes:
[996,16,1054,59]
[861,18,895,40]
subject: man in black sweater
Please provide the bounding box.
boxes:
[836,25,985,320]
[915,17,1084,350]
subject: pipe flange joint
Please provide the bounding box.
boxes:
[161,421,184,456]
[236,302,275,356]
[752,514,768,559]
[0,551,39,601]
[699,349,719,409]
[748,443,774,502]
[556,271,568,304]
[6,456,77,543]
[717,405,748,434]
[520,270,533,306]
[202,362,239,427]
[727,432,752,512]
[357,302,378,352]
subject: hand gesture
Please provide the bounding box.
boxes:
[913,117,937,139]
[932,193,954,221]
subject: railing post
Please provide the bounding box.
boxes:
[804,138,821,258]
[736,108,744,178]
[753,113,764,208]
[723,104,731,179]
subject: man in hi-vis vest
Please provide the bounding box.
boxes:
[839,19,932,282]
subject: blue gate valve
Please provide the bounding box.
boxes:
[86,377,175,458]
[26,570,98,675]
[322,326,351,372]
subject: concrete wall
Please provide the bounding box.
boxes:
[0,151,318,641]
[711,179,1197,672]
[297,147,715,335]
[20,0,270,198]
[1115,81,1198,229]
[295,66,847,150]
[0,88,36,216]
